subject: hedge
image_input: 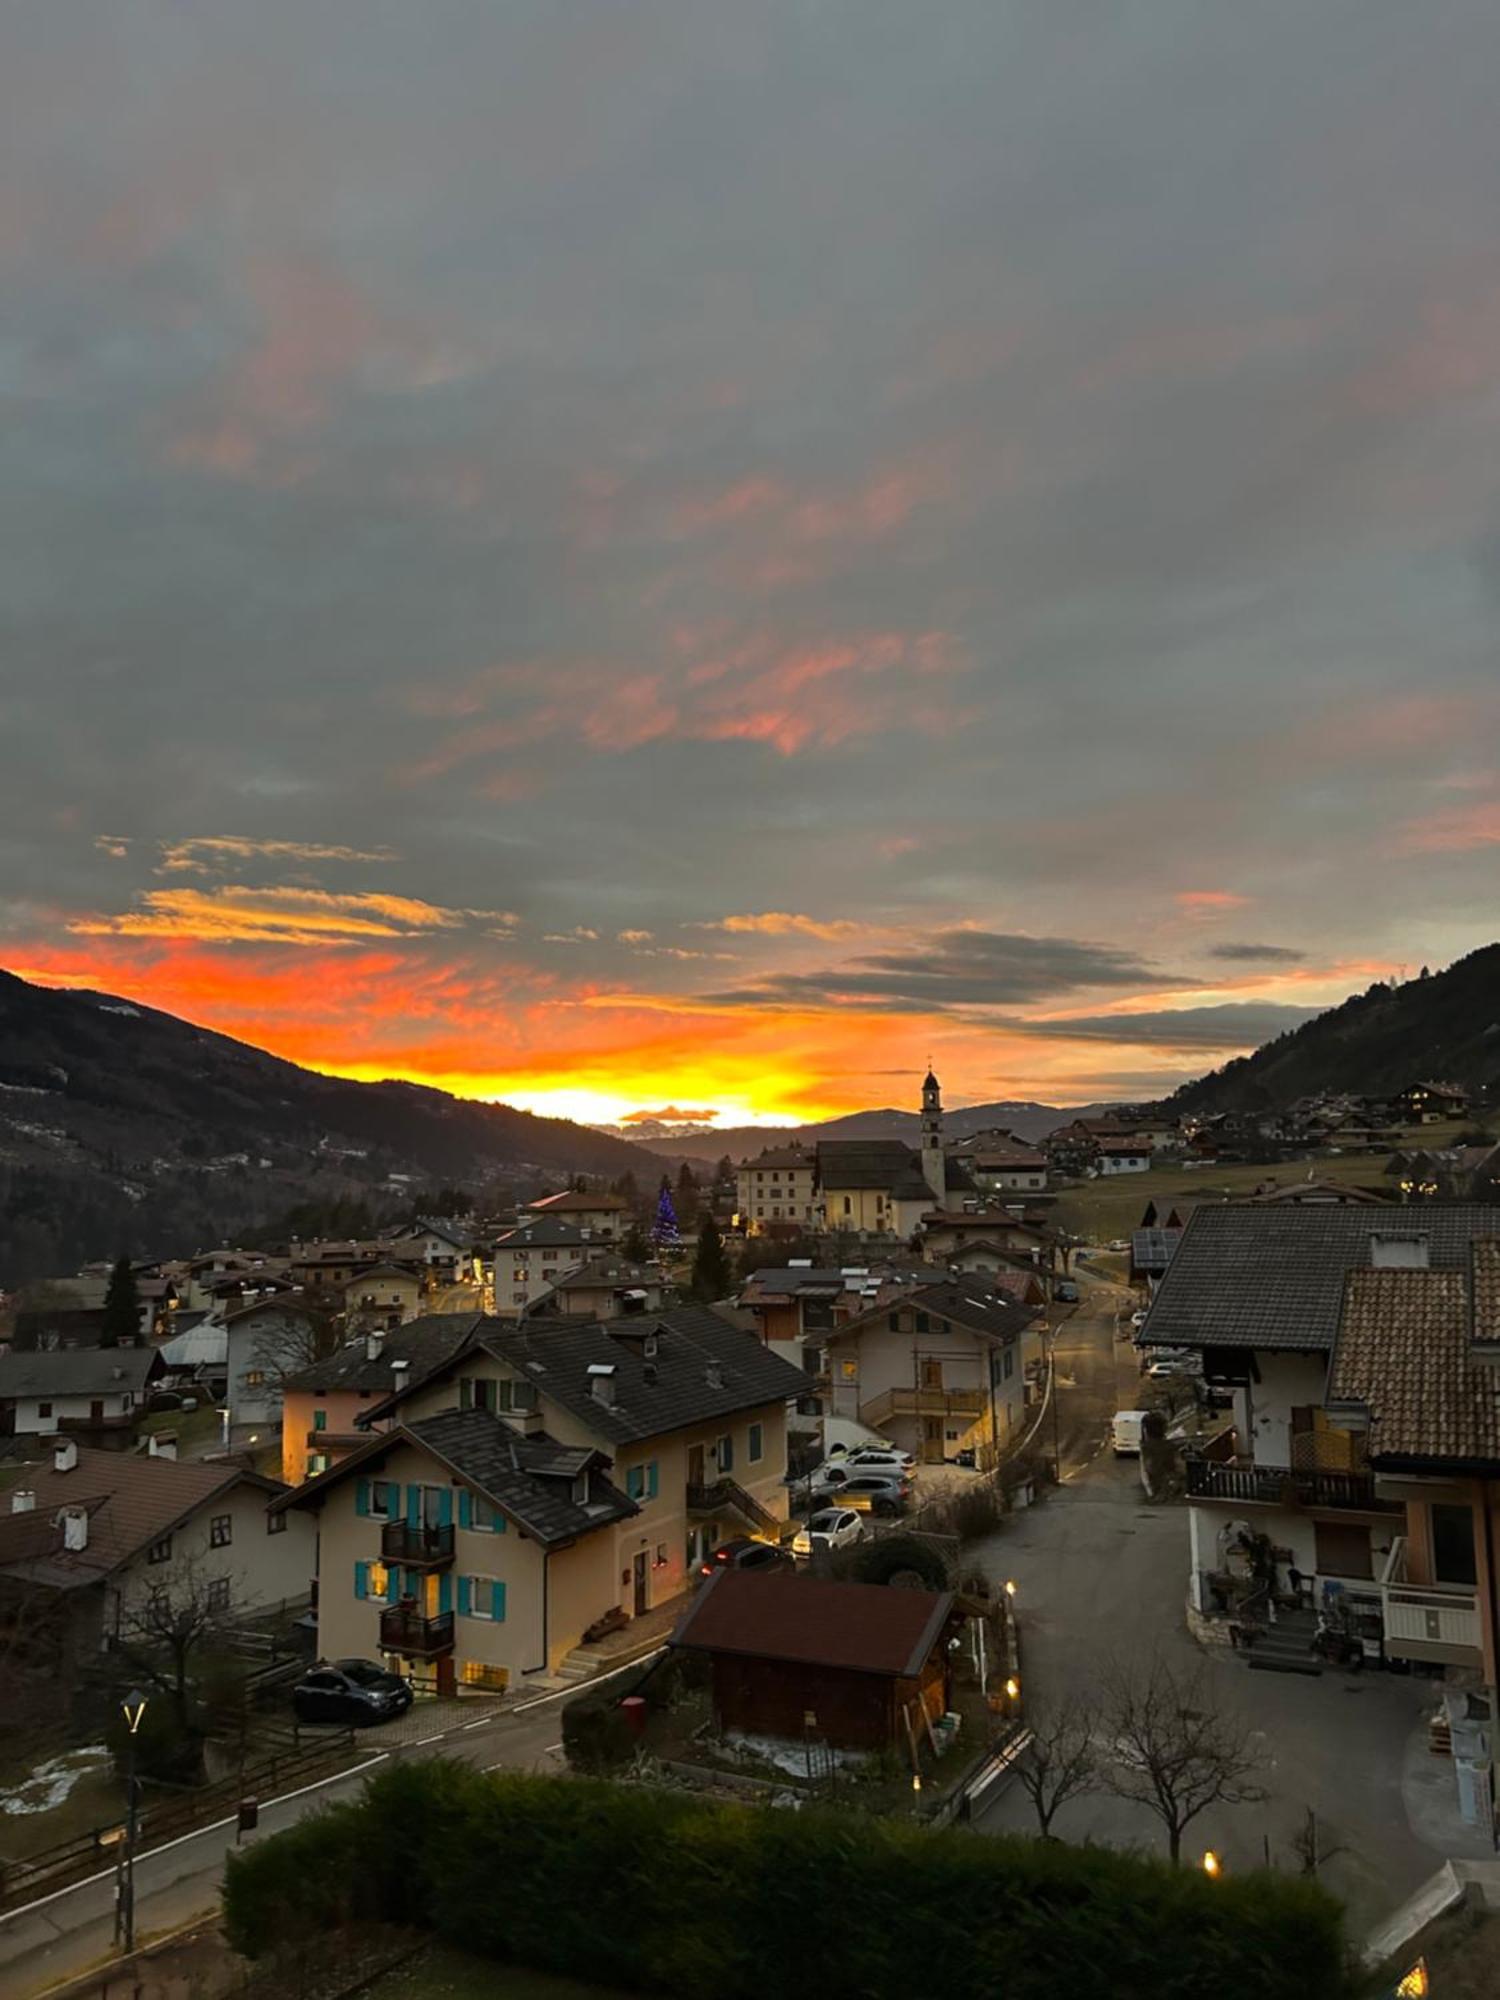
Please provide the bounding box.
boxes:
[223,1763,1353,2000]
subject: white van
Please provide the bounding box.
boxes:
[1112,1409,1147,1457]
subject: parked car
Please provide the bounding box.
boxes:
[841,1446,917,1473]
[810,1470,910,1516]
[1111,1410,1146,1457]
[791,1507,865,1557]
[1108,1239,1129,1252]
[697,1536,793,1582]
[1054,1281,1080,1303]
[293,1659,413,1727]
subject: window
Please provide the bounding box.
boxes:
[1432,1504,1478,1587]
[267,1511,287,1535]
[717,1434,734,1473]
[748,1423,764,1464]
[210,1514,232,1548]
[207,1577,231,1614]
[1313,1519,1373,1581]
[459,1576,507,1621]
[242,1370,266,1389]
[572,1472,589,1505]
[843,1196,852,1215]
[466,1492,506,1533]
[887,1312,901,1332]
[37,1402,51,1419]
[1002,1346,1015,1380]
[312,1409,327,1432]
[914,1312,930,1334]
[654,1543,669,1568]
[372,1479,400,1517]
[625,1462,660,1502]
[460,1661,509,1691]
[307,1453,329,1476]
[147,1535,173,1565]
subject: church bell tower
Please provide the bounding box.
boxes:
[920,1065,945,1205]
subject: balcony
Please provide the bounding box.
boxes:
[1380,1539,1483,1667]
[1184,1458,1400,1513]
[858,1386,987,1427]
[380,1520,455,1568]
[378,1605,455,1657]
[57,1411,134,1435]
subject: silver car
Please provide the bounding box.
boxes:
[791,1507,865,1556]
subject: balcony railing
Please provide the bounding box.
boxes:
[1379,1538,1482,1664]
[1184,1458,1399,1513]
[380,1520,455,1568]
[858,1386,987,1426]
[57,1411,134,1434]
[378,1605,455,1657]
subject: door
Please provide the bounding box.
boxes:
[687,1443,705,1487]
[920,1359,944,1391]
[633,1550,649,1615]
[90,1400,105,1424]
[922,1416,944,1464]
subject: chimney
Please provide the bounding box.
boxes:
[148,1431,178,1460]
[588,1363,616,1407]
[391,1357,410,1398]
[366,1328,386,1363]
[10,1490,35,1515]
[53,1439,79,1475]
[60,1505,89,1553]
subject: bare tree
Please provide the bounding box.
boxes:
[115,1555,236,1740]
[1101,1656,1266,1864]
[1012,1692,1100,1837]
[0,1578,73,1744]
[249,1291,344,1391]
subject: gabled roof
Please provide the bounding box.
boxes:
[281,1312,484,1396]
[0,1347,161,1400]
[815,1140,919,1189]
[365,1305,811,1444]
[0,1445,282,1590]
[737,1147,815,1171]
[827,1280,1035,1346]
[672,1571,955,1677]
[341,1262,423,1289]
[493,1219,589,1250]
[523,1190,629,1215]
[549,1258,658,1290]
[1141,1203,1500,1353]
[275,1409,635,1544]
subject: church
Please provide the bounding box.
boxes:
[814,1069,976,1238]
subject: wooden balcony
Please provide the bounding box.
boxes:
[378,1605,455,1657]
[1184,1458,1400,1513]
[380,1520,455,1569]
[57,1411,134,1434]
[858,1386,987,1427]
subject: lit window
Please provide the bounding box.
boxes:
[460,1660,509,1691]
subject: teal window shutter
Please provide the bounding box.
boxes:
[457,1490,472,1530]
[385,1565,401,1603]
[406,1485,421,1527]
[355,1480,370,1518]
[459,1377,473,1410]
[493,1581,506,1623]
[626,1467,643,1500]
[458,1575,473,1617]
[647,1462,659,1499]
[438,1572,453,1616]
[437,1488,453,1528]
[354,1561,368,1600]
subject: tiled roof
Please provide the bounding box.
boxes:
[1327,1255,1500,1467]
[524,1191,629,1214]
[403,1410,636,1543]
[1140,1204,1500,1353]
[0,1348,161,1400]
[282,1313,484,1395]
[550,1258,657,1290]
[0,1445,278,1587]
[829,1280,1035,1346]
[737,1147,814,1171]
[815,1140,919,1189]
[672,1571,954,1677]
[493,1219,589,1250]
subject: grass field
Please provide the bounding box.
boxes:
[1049,1120,1479,1247]
[368,1944,633,2000]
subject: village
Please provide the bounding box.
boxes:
[0,1068,1497,1994]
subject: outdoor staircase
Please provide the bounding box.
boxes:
[1242,1608,1322,1676]
[554,1645,613,1686]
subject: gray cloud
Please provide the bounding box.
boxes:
[1207,943,1308,964]
[1017,1004,1321,1049]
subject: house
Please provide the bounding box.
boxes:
[823,1281,1036,1464]
[385,1221,478,1284]
[286,1240,390,1291]
[1395,1081,1470,1125]
[1143,1205,1500,1682]
[519,1191,630,1241]
[0,1439,312,1675]
[279,1313,484,1485]
[156,1315,229,1403]
[1386,1144,1500,1204]
[967,1149,1049,1195]
[10,1306,111,1352]
[491,1219,591,1317]
[1094,1137,1152,1176]
[274,1409,637,1694]
[531,1258,670,1322]
[361,1304,810,1610]
[222,1298,329,1439]
[1248,1179,1389,1207]
[670,1571,959,1752]
[917,1210,1053,1266]
[736,1261,937,1372]
[0,1347,162,1450]
[341,1263,424,1330]
[735,1147,819,1233]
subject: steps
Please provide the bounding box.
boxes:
[1242,1610,1323,1677]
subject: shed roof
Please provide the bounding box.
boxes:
[671,1571,954,1678]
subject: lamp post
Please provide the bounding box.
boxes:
[118,1688,148,1953]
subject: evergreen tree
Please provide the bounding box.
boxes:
[101,1253,141,1347]
[651,1178,681,1253]
[621,1221,651,1264]
[675,1161,700,1226]
[714,1155,734,1191]
[691,1213,733,1301]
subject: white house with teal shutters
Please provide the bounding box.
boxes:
[275,1408,637,1693]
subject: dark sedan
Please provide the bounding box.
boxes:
[293,1658,414,1727]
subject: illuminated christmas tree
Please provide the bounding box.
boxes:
[651,1178,681,1252]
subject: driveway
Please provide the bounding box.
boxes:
[970,1451,1491,1932]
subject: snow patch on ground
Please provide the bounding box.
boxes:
[1,1745,110,1815]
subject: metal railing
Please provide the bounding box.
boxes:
[378,1605,455,1655]
[380,1520,455,1566]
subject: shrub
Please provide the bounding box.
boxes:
[221,1765,1354,2000]
[850,1532,950,1592]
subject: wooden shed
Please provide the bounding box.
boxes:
[669,1571,957,1751]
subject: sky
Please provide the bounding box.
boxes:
[2,3,1498,1129]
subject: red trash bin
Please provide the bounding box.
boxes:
[620,1696,647,1738]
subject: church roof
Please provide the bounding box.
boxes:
[922,1069,940,1092]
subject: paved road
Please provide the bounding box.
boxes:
[1047,1265,1140,1478]
[0,1672,598,1997]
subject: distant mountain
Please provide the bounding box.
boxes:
[614,1099,1117,1162]
[1167,945,1500,1119]
[0,968,659,1285]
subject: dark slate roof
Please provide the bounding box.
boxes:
[815,1140,919,1189]
[276,1408,637,1546]
[493,1219,589,1250]
[550,1258,657,1290]
[0,1348,160,1400]
[1140,1203,1500,1354]
[829,1281,1035,1346]
[281,1313,484,1395]
[475,1306,812,1445]
[672,1571,954,1677]
[1327,1251,1500,1469]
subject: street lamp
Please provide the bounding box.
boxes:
[118,1688,148,1952]
[1201,1849,1221,1879]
